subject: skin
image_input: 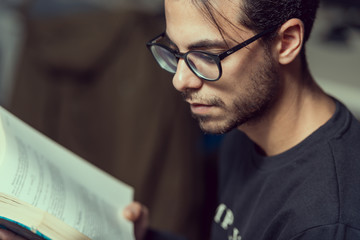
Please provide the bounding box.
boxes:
[123,202,149,240]
[1,1,336,240]
[168,0,280,135]
[166,0,335,156]
[124,0,335,238]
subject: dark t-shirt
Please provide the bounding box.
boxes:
[147,100,360,240]
[212,100,360,239]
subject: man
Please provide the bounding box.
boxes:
[1,0,360,239]
[124,0,360,239]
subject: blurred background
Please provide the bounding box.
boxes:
[307,0,360,117]
[0,0,359,239]
[0,1,216,240]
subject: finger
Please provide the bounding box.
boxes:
[0,229,26,240]
[122,202,149,240]
[123,202,144,221]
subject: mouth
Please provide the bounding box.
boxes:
[189,103,215,115]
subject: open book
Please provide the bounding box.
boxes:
[0,106,134,240]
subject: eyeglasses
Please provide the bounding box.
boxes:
[146,26,278,81]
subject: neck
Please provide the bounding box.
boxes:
[239,59,336,156]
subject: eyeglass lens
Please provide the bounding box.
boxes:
[150,45,220,81]
[150,45,178,73]
[186,52,219,80]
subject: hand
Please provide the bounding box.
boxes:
[0,229,26,240]
[123,202,149,240]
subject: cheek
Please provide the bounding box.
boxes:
[217,60,255,99]
[220,49,259,82]
[218,47,267,94]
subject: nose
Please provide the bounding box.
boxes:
[172,59,203,92]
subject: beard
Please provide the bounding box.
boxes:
[184,51,280,134]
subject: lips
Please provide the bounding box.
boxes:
[190,103,214,115]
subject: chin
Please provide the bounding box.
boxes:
[198,118,240,135]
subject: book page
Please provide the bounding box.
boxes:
[0,107,134,240]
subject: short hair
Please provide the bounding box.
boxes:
[192,0,320,43]
[239,0,320,43]
[192,0,320,68]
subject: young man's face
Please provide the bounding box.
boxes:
[165,0,280,134]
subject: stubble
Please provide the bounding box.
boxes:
[186,51,280,134]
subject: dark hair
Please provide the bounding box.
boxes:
[192,0,320,68]
[192,0,320,44]
[239,0,320,43]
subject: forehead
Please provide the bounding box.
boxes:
[164,0,244,47]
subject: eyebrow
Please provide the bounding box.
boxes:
[164,32,229,51]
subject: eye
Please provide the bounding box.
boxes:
[189,52,217,65]
[198,53,216,63]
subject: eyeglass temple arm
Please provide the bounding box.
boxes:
[147,32,166,45]
[218,26,279,60]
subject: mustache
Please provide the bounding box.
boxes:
[181,90,225,107]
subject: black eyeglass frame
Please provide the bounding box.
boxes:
[146,25,279,81]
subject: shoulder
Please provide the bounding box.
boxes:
[307,101,360,233]
[328,117,360,228]
[288,223,360,240]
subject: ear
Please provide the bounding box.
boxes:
[275,18,304,65]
